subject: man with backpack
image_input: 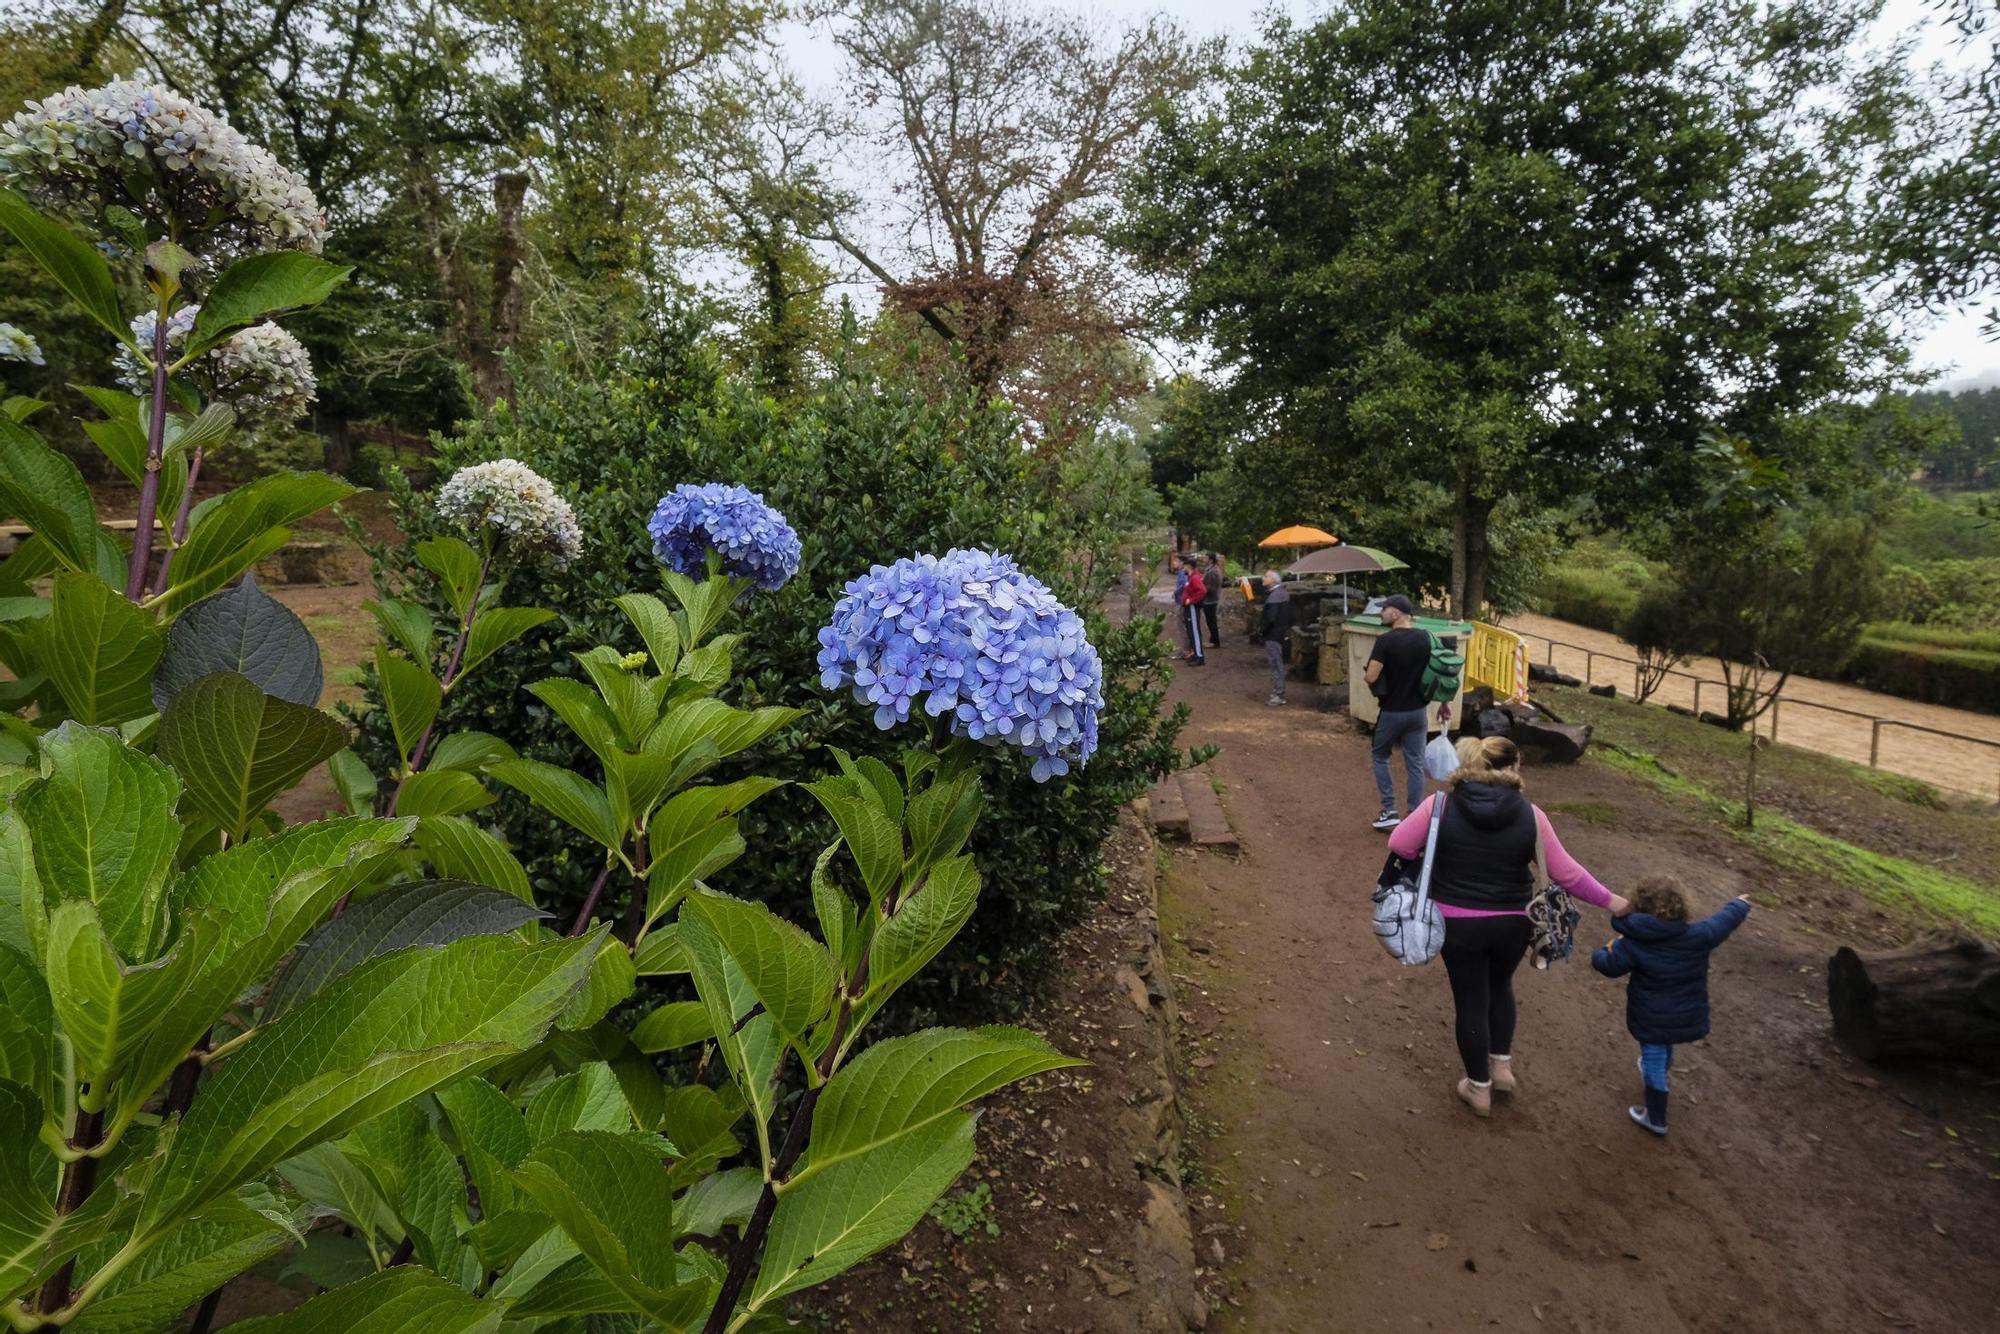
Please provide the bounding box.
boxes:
[1363,594,1434,829]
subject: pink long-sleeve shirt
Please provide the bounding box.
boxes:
[1387,794,1613,918]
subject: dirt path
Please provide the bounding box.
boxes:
[1502,612,2000,800]
[1159,617,2000,1333]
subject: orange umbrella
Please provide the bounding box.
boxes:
[1258,525,1340,549]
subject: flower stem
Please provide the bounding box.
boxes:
[566,857,616,937]
[389,550,492,815]
[148,444,204,597]
[703,951,871,1331]
[123,307,171,602]
[33,1108,103,1317]
[618,835,652,947]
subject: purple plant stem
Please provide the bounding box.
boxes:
[567,857,617,937]
[149,444,204,596]
[123,313,171,601]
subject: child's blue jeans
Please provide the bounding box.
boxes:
[1639,1043,1674,1092]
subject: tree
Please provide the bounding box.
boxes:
[1125,0,1923,617]
[1878,0,1999,340]
[808,0,1206,430]
[1627,434,1880,824]
[1619,584,1687,704]
[690,67,846,396]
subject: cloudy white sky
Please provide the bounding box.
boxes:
[776,0,1998,388]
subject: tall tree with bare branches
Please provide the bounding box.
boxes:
[809,0,1207,428]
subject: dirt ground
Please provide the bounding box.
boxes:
[1161,618,2000,1334]
[1503,612,2000,801]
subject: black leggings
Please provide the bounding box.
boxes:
[1440,914,1533,1083]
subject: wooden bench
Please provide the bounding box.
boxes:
[1,518,158,556]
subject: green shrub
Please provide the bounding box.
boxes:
[1875,566,1939,622]
[1844,636,2000,714]
[1534,563,1642,631]
[355,328,1189,1026]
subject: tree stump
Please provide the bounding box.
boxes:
[1827,940,2000,1071]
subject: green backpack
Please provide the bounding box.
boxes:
[1421,631,1464,704]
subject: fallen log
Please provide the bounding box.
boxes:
[1508,715,1591,764]
[1527,662,1583,687]
[1827,939,2000,1072]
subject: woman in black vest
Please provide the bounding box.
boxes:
[1386,737,1630,1117]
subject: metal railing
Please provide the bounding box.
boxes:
[1515,631,2000,802]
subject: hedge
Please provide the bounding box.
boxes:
[1842,636,2000,715]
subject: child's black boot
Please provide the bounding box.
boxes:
[1627,1086,1669,1137]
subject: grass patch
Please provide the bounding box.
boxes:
[1852,766,1945,810]
[1542,798,1618,826]
[1593,746,2000,935]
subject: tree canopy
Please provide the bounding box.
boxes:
[1124,0,1926,614]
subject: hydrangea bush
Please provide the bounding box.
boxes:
[0,78,327,254]
[355,345,1193,1028]
[818,548,1104,780]
[648,480,802,589]
[0,74,1077,1332]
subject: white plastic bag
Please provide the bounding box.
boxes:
[1423,732,1459,782]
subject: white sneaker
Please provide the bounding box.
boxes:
[1265,695,1284,707]
[1371,810,1400,831]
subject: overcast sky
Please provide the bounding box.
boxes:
[776,0,1998,388]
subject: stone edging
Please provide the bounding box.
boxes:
[1113,802,1207,1331]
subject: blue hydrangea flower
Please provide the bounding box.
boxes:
[647,483,801,591]
[816,549,1104,781]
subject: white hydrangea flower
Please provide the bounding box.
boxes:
[435,459,584,568]
[0,322,43,365]
[208,323,315,423]
[0,78,327,255]
[115,306,315,427]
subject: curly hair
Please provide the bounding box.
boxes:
[1630,876,1690,922]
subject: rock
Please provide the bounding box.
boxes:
[1116,965,1153,1012]
[1091,1261,1136,1298]
[1588,683,1617,698]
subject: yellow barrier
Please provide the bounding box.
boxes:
[1466,621,1527,702]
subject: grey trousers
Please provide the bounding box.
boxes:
[1265,638,1285,698]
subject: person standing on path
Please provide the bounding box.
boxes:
[1592,877,1751,1137]
[1202,552,1225,649]
[1169,552,1192,660]
[1387,736,1629,1118]
[1178,556,1208,667]
[1364,594,1430,829]
[1259,570,1292,705]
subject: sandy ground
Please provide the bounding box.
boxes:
[1501,613,2000,801]
[1159,608,2000,1334]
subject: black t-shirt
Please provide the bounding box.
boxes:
[1368,626,1430,713]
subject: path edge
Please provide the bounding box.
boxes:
[1119,799,1208,1331]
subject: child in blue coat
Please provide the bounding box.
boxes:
[1591,876,1751,1137]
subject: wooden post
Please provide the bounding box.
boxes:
[1869,719,1882,768]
